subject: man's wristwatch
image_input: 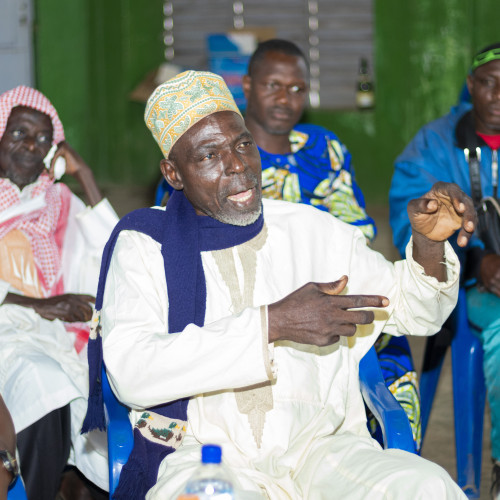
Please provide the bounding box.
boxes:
[0,449,19,486]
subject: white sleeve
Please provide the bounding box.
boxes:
[101,230,272,410]
[344,229,460,361]
[62,197,119,295]
[74,198,119,249]
[383,236,460,337]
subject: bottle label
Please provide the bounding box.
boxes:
[356,91,374,108]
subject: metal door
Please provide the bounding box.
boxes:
[0,0,34,93]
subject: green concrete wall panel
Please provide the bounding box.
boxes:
[35,0,90,154]
[36,0,164,187]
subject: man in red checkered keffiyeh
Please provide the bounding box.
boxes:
[0,86,117,499]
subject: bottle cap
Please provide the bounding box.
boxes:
[201,444,222,464]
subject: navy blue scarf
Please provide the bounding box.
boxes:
[82,189,264,498]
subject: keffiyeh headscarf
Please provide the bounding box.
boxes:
[0,85,65,145]
[0,86,69,296]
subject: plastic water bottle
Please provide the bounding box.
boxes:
[181,444,234,499]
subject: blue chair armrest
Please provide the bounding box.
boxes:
[7,476,27,500]
[359,346,416,453]
[102,365,134,495]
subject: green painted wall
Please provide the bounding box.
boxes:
[35,0,165,190]
[34,0,499,203]
[308,0,498,203]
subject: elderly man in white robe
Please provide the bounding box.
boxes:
[85,70,475,500]
[0,86,117,498]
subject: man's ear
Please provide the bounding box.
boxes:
[242,75,252,100]
[466,74,474,99]
[160,158,183,190]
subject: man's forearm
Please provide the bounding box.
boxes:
[2,293,34,308]
[73,166,103,207]
[411,232,447,282]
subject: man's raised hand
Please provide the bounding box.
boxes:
[268,276,389,347]
[408,181,476,247]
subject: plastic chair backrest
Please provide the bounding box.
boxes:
[103,344,417,494]
[7,477,28,500]
[102,365,134,496]
[419,287,486,499]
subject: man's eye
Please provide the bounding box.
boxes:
[37,135,51,144]
[266,82,280,91]
[480,78,496,88]
[289,85,303,94]
[202,152,216,161]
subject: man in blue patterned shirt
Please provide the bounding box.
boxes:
[242,39,376,241]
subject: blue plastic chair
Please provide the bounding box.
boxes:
[7,476,28,500]
[359,345,416,452]
[102,344,416,495]
[419,287,486,498]
[102,365,133,496]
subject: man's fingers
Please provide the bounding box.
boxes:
[407,197,438,216]
[329,294,389,309]
[337,309,376,326]
[434,182,476,227]
[319,276,348,296]
[456,227,473,247]
[77,294,96,303]
[455,199,476,247]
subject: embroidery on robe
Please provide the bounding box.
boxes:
[234,381,273,448]
[136,411,187,449]
[212,225,273,448]
[89,309,101,340]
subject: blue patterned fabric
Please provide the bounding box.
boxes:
[370,335,421,450]
[258,123,376,241]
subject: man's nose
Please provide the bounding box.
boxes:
[493,82,500,100]
[23,135,37,151]
[275,86,290,105]
[224,152,247,174]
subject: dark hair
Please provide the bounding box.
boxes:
[247,39,309,76]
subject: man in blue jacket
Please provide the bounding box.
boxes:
[390,43,500,498]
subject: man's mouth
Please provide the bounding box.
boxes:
[227,187,255,203]
[16,152,43,166]
[269,107,293,120]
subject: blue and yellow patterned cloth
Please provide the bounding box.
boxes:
[259,123,376,241]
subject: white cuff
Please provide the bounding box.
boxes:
[404,237,460,290]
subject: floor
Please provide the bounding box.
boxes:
[101,185,493,499]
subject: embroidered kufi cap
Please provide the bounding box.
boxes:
[144,70,242,158]
[0,85,65,145]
